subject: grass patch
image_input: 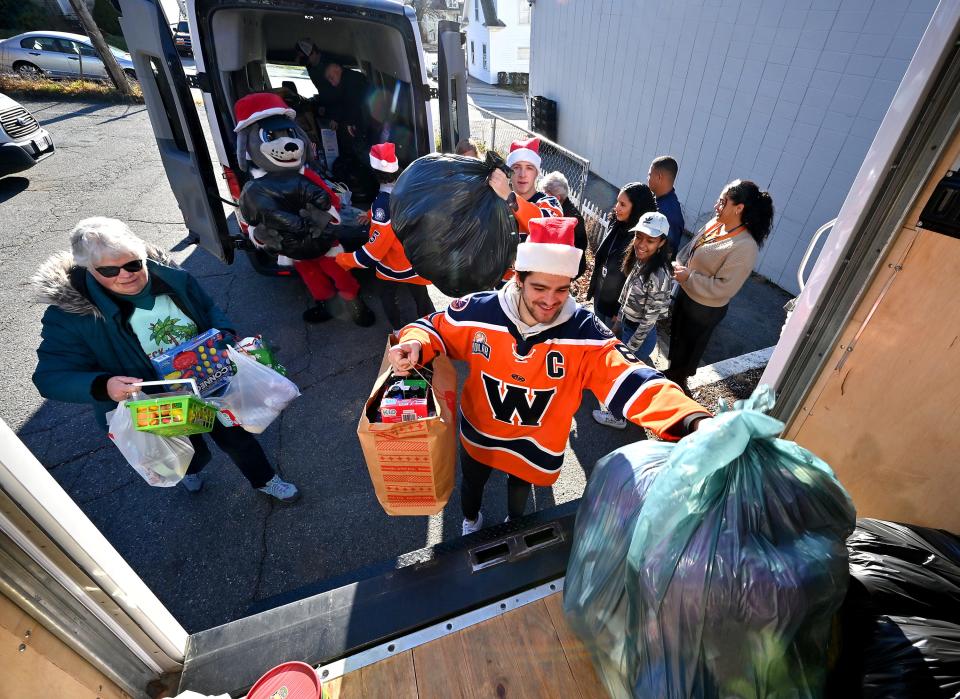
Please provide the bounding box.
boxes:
[0,74,143,104]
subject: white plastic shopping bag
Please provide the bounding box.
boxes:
[219,346,300,434]
[107,404,194,487]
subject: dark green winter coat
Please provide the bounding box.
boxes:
[31,249,232,428]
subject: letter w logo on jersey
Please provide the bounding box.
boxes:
[481,372,556,427]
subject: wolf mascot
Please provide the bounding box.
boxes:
[234,92,374,325]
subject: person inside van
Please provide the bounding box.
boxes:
[295,40,372,143]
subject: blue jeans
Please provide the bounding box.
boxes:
[620,318,657,365]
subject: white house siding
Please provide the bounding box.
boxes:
[529,0,936,293]
[465,0,495,83]
[489,0,532,77]
[465,0,531,83]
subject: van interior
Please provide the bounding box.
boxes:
[207,7,429,206]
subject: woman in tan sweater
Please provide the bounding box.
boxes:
[665,180,774,393]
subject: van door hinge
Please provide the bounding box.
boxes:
[428,85,438,100]
[188,72,211,92]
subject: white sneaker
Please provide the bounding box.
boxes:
[181,473,203,492]
[258,475,301,503]
[462,512,484,535]
[592,409,627,430]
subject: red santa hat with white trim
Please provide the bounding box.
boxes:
[505,137,542,173]
[369,142,399,173]
[233,92,296,133]
[515,217,583,278]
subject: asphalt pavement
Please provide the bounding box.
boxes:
[1,98,787,633]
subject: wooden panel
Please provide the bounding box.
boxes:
[499,599,581,697]
[788,228,960,531]
[0,592,132,699]
[543,594,607,698]
[361,651,418,698]
[457,612,548,698]
[412,630,471,699]
[321,670,365,699]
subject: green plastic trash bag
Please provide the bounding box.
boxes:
[563,387,856,698]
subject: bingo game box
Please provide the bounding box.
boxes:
[151,328,232,396]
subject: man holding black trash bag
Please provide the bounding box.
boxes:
[388,217,711,535]
[488,137,563,238]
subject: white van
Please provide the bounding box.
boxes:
[113,0,469,268]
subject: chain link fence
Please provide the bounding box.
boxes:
[468,105,590,206]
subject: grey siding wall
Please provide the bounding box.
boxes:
[529,0,936,293]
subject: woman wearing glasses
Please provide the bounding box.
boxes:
[665,180,774,395]
[31,217,300,502]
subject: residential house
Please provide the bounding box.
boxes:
[463,0,531,85]
[529,0,938,294]
[414,0,463,47]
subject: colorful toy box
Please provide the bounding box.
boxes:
[151,328,233,396]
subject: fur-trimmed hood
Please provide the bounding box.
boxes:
[30,244,175,319]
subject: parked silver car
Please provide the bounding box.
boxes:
[0,31,136,82]
[0,93,54,177]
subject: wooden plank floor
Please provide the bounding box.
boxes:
[321,592,607,698]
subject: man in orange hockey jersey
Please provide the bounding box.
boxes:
[388,217,711,535]
[488,137,563,238]
[336,143,436,329]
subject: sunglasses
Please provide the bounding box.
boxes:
[95,259,144,277]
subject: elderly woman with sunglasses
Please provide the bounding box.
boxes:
[31,217,300,502]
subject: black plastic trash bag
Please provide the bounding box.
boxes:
[391,152,519,296]
[828,519,960,698]
[239,172,336,260]
[564,388,857,699]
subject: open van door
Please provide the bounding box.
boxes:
[112,0,234,263]
[436,19,469,152]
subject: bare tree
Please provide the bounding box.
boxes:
[66,0,132,96]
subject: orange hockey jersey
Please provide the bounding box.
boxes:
[514,191,563,236]
[336,187,429,285]
[398,288,709,486]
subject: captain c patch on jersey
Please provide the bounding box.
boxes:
[471,331,491,359]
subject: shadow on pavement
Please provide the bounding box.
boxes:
[0,176,30,204]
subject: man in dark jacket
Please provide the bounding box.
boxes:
[32,217,300,501]
[648,155,686,257]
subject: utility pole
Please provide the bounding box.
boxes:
[65,0,132,96]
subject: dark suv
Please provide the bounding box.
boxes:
[171,21,192,56]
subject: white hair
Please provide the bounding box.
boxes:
[70,217,148,268]
[540,171,569,200]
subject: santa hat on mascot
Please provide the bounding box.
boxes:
[505,137,543,173]
[515,217,582,278]
[233,92,296,133]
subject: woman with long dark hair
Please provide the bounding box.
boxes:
[586,182,658,327]
[666,179,774,394]
[593,211,674,429]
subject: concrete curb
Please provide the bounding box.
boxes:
[688,346,775,390]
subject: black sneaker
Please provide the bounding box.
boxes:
[302,300,333,323]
